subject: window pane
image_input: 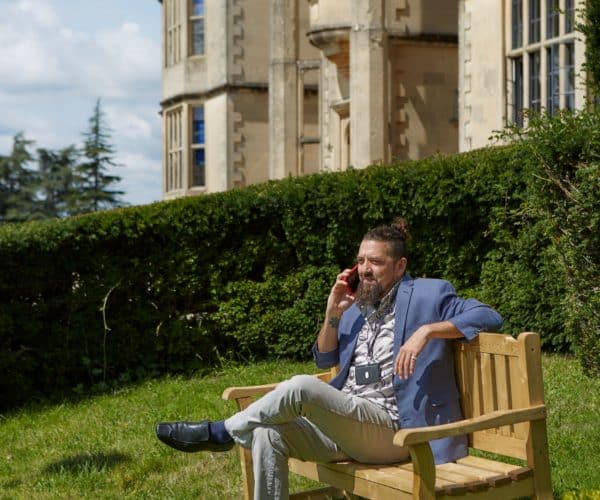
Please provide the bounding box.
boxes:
[546,0,559,38]
[192,19,204,55]
[511,57,524,126]
[192,0,204,17]
[512,0,523,49]
[166,108,183,191]
[565,0,575,33]
[529,51,541,112]
[565,42,575,110]
[192,148,205,186]
[165,0,182,67]
[193,106,205,144]
[529,0,540,43]
[547,44,560,115]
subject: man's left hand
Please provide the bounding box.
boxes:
[394,325,430,380]
[394,321,463,379]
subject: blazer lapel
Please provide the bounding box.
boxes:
[394,274,414,354]
[330,306,365,389]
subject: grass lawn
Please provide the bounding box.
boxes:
[0,355,599,499]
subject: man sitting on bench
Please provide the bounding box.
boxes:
[156,217,503,500]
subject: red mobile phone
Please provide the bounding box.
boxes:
[343,264,360,293]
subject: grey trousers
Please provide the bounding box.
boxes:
[224,374,409,500]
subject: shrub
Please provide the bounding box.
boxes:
[1,109,598,408]
[492,109,600,374]
[0,146,524,408]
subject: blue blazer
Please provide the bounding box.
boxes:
[313,275,503,464]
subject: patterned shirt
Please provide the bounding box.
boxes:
[341,282,400,428]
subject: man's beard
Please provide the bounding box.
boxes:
[355,279,385,306]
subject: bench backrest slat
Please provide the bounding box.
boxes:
[453,332,544,460]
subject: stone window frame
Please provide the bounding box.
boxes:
[163,0,182,68]
[506,0,579,125]
[164,0,182,67]
[189,0,205,57]
[165,105,184,192]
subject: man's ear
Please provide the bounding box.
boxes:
[395,257,407,279]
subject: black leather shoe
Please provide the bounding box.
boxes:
[155,420,234,453]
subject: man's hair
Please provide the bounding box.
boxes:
[362,217,410,260]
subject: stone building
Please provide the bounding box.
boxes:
[459,0,587,150]
[158,0,588,200]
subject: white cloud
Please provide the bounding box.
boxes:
[0,104,60,147]
[0,135,14,154]
[0,1,160,97]
[13,0,59,28]
[80,23,160,98]
[59,28,74,39]
[0,0,163,206]
[113,152,162,205]
[0,1,69,89]
[105,106,155,142]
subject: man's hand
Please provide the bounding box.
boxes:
[394,321,464,380]
[317,269,357,353]
[326,268,357,317]
[394,325,430,380]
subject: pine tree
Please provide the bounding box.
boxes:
[74,99,125,214]
[36,145,79,218]
[0,133,37,222]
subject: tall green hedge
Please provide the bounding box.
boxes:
[490,109,600,377]
[0,109,598,409]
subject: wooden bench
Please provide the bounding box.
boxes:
[222,332,552,499]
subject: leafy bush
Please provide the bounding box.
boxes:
[1,106,599,409]
[479,218,570,351]
[491,109,600,373]
[208,265,338,360]
[0,146,525,409]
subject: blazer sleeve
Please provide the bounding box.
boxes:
[437,281,503,341]
[312,342,340,369]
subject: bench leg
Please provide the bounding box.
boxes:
[239,446,255,500]
[528,420,553,500]
[410,443,436,500]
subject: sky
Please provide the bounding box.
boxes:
[0,0,163,206]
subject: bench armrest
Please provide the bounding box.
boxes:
[222,382,279,401]
[392,404,546,497]
[393,404,547,448]
[222,371,334,402]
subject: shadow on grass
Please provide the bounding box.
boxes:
[2,478,22,489]
[1,368,217,419]
[42,451,131,475]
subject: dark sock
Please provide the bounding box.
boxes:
[208,420,233,443]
